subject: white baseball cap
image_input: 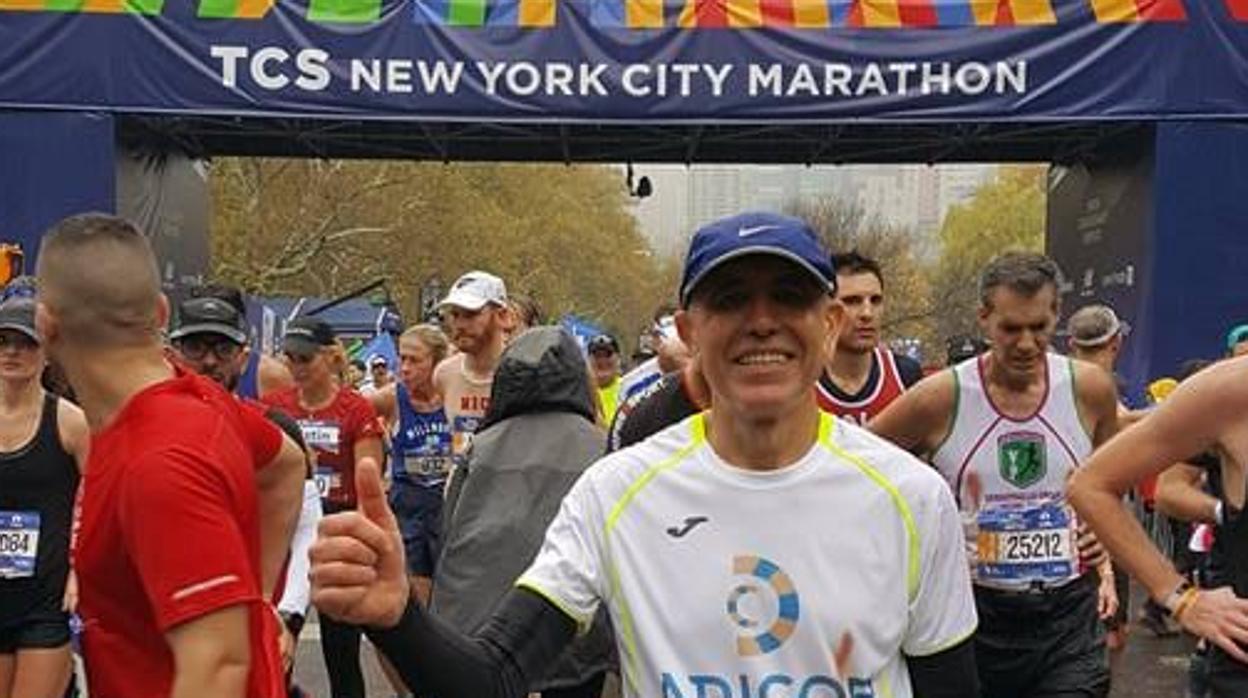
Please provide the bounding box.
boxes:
[438,271,508,311]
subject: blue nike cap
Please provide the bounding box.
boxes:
[679,212,836,308]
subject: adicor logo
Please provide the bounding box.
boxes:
[726,555,800,656]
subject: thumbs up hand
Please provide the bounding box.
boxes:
[310,458,410,628]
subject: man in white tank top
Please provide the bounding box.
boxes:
[433,271,510,464]
[870,252,1121,698]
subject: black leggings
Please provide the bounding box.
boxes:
[321,614,365,698]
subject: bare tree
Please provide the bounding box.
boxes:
[786,196,936,349]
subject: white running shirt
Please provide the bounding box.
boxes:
[930,353,1094,591]
[518,412,977,698]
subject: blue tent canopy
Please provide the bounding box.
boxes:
[560,314,608,353]
[247,295,403,355]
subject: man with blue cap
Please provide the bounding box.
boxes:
[307,212,979,698]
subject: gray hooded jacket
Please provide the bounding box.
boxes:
[431,326,612,690]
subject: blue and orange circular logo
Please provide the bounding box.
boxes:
[726,555,800,656]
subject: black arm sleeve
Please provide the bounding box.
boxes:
[906,637,979,698]
[366,586,578,698]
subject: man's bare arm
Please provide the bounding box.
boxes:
[167,605,252,698]
[1074,361,1120,448]
[431,358,451,400]
[1069,357,1248,660]
[367,384,398,425]
[1156,462,1220,524]
[58,399,89,613]
[256,434,307,598]
[868,370,956,458]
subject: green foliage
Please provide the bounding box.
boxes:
[932,165,1047,342]
[210,159,674,347]
[788,165,1048,365]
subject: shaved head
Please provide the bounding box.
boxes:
[36,213,165,349]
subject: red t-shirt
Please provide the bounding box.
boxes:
[263,386,382,509]
[75,370,284,698]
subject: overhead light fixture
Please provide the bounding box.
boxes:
[627,163,653,199]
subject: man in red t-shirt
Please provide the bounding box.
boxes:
[35,213,306,698]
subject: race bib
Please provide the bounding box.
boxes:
[314,467,343,499]
[976,504,1075,584]
[300,420,342,454]
[403,454,452,480]
[0,511,40,579]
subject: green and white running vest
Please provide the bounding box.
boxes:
[931,353,1094,591]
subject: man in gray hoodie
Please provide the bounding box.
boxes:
[432,326,612,698]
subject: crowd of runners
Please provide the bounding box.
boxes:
[1,210,1246,698]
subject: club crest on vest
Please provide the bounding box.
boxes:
[997,431,1047,489]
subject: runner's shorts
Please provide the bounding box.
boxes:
[1208,646,1248,698]
[389,480,444,577]
[974,574,1109,698]
[0,607,70,652]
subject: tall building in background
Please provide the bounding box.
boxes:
[629,167,691,259]
[687,166,745,228]
[848,165,923,233]
[630,163,996,259]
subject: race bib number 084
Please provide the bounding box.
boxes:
[976,505,1075,584]
[0,511,40,579]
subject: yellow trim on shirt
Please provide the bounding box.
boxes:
[513,579,593,634]
[603,415,706,696]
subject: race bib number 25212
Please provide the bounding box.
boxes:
[976,505,1074,584]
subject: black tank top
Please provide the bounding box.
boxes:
[1226,492,1248,597]
[0,394,79,623]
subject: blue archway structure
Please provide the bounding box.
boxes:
[2,0,1247,400]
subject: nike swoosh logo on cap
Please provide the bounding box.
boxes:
[738,225,779,238]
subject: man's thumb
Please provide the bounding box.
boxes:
[355,458,395,529]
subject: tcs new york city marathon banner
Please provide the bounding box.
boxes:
[1,0,1247,121]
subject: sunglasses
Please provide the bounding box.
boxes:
[175,336,243,361]
[0,332,38,351]
[284,351,317,365]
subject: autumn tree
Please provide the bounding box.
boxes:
[786,196,935,351]
[931,165,1047,342]
[210,159,674,348]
